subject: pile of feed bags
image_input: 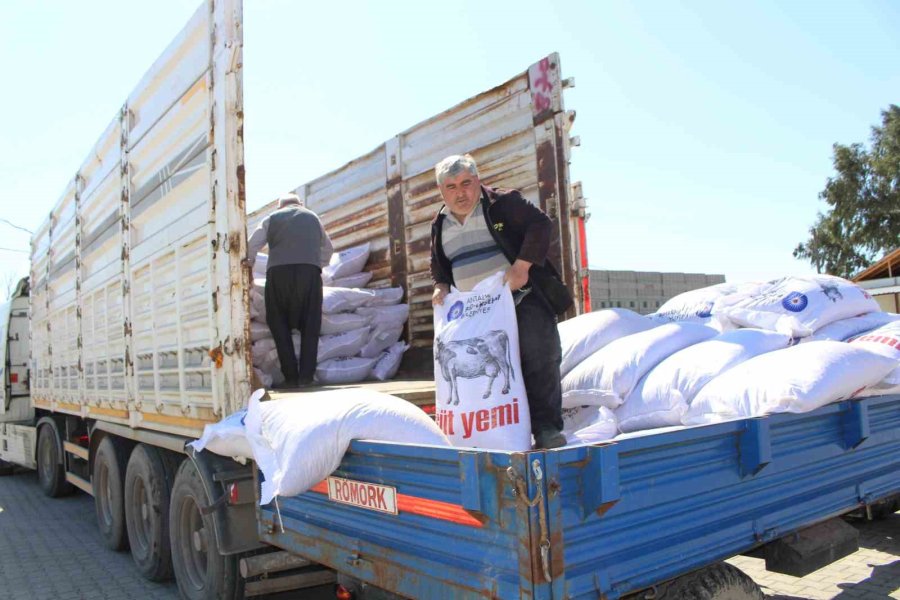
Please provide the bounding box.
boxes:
[250,243,409,387]
[247,388,449,502]
[191,389,449,501]
[432,272,532,451]
[558,274,899,444]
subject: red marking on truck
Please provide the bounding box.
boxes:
[310,479,483,528]
[458,398,520,439]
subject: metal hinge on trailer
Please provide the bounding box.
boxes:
[507,459,552,583]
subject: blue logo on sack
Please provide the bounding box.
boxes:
[447,301,464,322]
[781,292,808,312]
[695,302,714,319]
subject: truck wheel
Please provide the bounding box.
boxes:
[93,436,130,551]
[0,458,15,476]
[661,563,765,600]
[868,497,899,520]
[36,423,73,497]
[170,459,242,600]
[125,444,176,581]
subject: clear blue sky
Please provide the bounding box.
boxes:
[1,1,898,290]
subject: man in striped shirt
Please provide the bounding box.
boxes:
[430,155,567,449]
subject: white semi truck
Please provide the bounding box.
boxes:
[0,0,586,597]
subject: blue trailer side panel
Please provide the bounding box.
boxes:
[258,442,546,599]
[259,395,900,600]
[557,395,900,599]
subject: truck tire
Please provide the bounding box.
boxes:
[868,497,899,520]
[125,444,177,581]
[170,458,242,600]
[661,563,765,600]
[36,423,73,497]
[93,436,130,551]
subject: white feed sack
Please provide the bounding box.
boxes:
[366,287,405,307]
[715,275,880,338]
[359,323,404,358]
[355,304,409,328]
[244,389,450,503]
[684,341,898,425]
[562,322,718,410]
[803,312,899,343]
[558,308,657,378]
[433,273,532,451]
[316,356,378,384]
[561,405,618,446]
[650,282,760,330]
[331,272,373,289]
[372,342,409,381]
[850,320,900,396]
[318,327,370,362]
[615,329,791,433]
[323,242,371,280]
[188,409,253,462]
[322,287,376,314]
[253,253,268,278]
[320,312,371,335]
[251,321,273,343]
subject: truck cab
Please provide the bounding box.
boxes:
[0,277,36,470]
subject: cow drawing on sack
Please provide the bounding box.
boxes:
[434,330,515,406]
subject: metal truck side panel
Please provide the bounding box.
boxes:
[556,395,900,599]
[247,53,583,354]
[31,0,246,436]
[259,443,536,600]
[260,396,900,599]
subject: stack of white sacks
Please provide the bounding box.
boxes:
[559,274,900,445]
[250,243,410,388]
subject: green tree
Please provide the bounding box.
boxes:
[794,105,900,278]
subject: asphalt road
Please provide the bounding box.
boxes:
[1,468,897,599]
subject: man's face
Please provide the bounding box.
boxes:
[439,171,481,221]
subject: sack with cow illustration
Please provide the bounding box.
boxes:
[433,272,531,451]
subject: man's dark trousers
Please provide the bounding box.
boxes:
[265,264,322,384]
[516,293,564,435]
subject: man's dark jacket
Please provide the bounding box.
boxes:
[430,185,573,315]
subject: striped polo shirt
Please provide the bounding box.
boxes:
[441,203,510,292]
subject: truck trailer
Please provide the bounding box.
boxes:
[1,1,898,599]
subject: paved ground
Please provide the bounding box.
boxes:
[1,468,898,599]
[728,512,900,599]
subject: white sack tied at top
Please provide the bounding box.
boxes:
[244,388,449,504]
[316,356,378,385]
[800,311,900,343]
[372,342,409,381]
[432,272,532,451]
[615,329,791,433]
[320,311,372,335]
[331,271,373,289]
[850,320,900,396]
[323,242,371,280]
[714,275,880,338]
[649,282,761,331]
[562,322,718,410]
[322,287,376,314]
[684,341,898,426]
[561,405,618,446]
[188,407,253,463]
[318,327,370,362]
[252,253,268,278]
[366,286,405,307]
[558,308,658,379]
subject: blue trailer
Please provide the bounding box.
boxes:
[254,393,900,599]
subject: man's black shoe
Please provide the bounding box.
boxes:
[534,429,567,450]
[271,379,299,390]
